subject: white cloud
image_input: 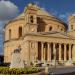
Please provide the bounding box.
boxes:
[0,0,20,54]
[0,21,5,54]
[0,0,19,21]
[0,21,6,28]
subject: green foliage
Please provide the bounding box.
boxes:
[0,67,41,74]
[0,67,9,74]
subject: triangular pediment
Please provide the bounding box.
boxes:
[39,31,71,39]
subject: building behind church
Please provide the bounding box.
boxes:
[3,3,75,66]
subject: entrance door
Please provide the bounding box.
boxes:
[38,42,41,60]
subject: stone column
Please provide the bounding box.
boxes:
[59,44,62,61]
[29,41,32,61]
[71,44,73,60]
[53,43,56,61]
[24,40,30,65]
[72,44,75,61]
[41,42,44,61]
[34,41,38,61]
[64,44,66,61]
[47,43,51,61]
[69,44,71,60]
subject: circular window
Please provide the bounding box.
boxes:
[49,26,52,31]
[61,28,63,31]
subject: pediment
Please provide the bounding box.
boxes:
[39,31,70,39]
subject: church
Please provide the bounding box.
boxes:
[3,3,75,66]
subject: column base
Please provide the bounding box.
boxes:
[64,60,73,66]
[50,60,59,66]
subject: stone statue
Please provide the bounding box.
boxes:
[10,46,24,68]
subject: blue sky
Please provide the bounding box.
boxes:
[0,0,75,54]
[10,0,75,22]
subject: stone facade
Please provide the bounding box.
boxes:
[3,3,75,66]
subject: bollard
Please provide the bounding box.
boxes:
[45,66,49,74]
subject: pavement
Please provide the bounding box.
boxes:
[39,66,75,75]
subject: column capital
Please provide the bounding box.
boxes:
[59,43,62,45]
[47,42,52,45]
[41,42,45,44]
[47,42,51,44]
[53,42,56,44]
[69,43,72,45]
[64,43,67,45]
[59,43,61,44]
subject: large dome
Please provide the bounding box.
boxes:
[4,3,67,41]
[5,3,67,32]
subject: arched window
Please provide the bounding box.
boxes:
[19,27,22,38]
[37,17,46,32]
[30,16,34,23]
[49,26,52,31]
[9,29,11,40]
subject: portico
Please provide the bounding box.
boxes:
[39,42,73,62]
[25,32,75,65]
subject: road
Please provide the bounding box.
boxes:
[48,66,75,75]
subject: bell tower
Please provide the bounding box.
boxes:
[68,14,75,31]
[24,3,38,33]
[68,14,75,37]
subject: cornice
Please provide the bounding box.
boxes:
[4,37,23,44]
[23,32,75,40]
[4,17,25,29]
